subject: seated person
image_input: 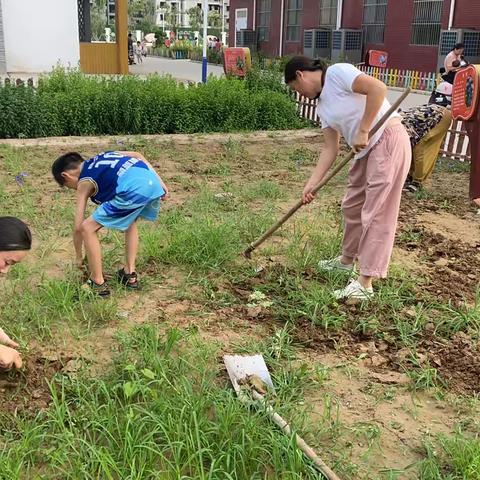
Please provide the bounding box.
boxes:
[400,105,452,192]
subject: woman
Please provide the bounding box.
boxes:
[285,57,411,301]
[444,43,465,74]
[0,216,32,369]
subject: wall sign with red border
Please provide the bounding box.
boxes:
[223,48,252,77]
[367,50,388,68]
[452,65,480,121]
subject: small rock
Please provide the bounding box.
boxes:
[467,274,476,280]
[117,310,129,319]
[246,306,262,319]
[32,389,42,399]
[62,359,83,374]
[369,354,388,367]
[370,371,409,385]
[431,356,442,367]
[416,353,427,365]
[435,258,449,267]
[425,322,435,333]
[377,341,389,352]
[393,347,411,364]
[404,308,417,318]
[214,192,234,202]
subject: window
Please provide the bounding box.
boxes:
[362,0,387,44]
[411,0,443,45]
[257,0,271,41]
[319,0,337,28]
[286,0,302,42]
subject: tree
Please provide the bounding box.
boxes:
[187,6,202,32]
[128,0,156,31]
[163,3,180,31]
[208,10,221,28]
[91,0,108,41]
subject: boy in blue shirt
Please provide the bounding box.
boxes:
[52,151,168,296]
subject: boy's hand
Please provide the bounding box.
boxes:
[0,345,22,370]
[161,184,169,200]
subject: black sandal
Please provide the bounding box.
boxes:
[117,268,139,289]
[84,279,111,298]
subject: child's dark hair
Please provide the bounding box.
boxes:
[52,152,84,186]
[452,59,461,68]
[284,56,328,84]
[0,217,32,251]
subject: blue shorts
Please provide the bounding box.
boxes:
[92,167,164,231]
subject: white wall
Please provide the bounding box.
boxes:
[1,0,80,73]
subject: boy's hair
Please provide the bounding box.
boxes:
[452,60,461,67]
[52,152,84,186]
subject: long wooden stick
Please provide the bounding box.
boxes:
[243,88,411,258]
[251,390,341,480]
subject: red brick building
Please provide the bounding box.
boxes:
[229,0,480,72]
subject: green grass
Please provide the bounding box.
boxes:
[420,434,480,479]
[0,326,323,479]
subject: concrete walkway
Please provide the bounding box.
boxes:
[130,56,224,83]
[130,56,430,107]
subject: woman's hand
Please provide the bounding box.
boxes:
[0,345,22,370]
[353,129,369,154]
[0,327,18,348]
[302,182,316,204]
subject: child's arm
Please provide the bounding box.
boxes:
[119,151,169,198]
[73,182,94,264]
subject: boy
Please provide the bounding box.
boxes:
[52,151,168,296]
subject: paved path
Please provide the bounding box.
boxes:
[130,56,224,82]
[131,56,430,107]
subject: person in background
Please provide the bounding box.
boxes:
[444,43,465,73]
[0,217,32,370]
[128,33,135,65]
[135,41,143,64]
[400,104,452,192]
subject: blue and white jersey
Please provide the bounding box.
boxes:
[78,151,150,204]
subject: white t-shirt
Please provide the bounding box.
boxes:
[316,63,399,159]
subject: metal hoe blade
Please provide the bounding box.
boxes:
[223,354,275,396]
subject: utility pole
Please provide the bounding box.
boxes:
[202,0,208,82]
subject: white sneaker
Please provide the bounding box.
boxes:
[333,280,374,301]
[318,256,354,273]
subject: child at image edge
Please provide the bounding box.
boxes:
[52,151,168,297]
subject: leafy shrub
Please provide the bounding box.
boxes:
[0,69,304,138]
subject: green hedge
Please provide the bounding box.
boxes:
[0,69,305,139]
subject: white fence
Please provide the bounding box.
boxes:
[295,93,470,162]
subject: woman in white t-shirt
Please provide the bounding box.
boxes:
[285,57,411,301]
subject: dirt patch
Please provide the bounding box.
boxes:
[302,350,458,479]
[427,333,480,395]
[0,353,69,415]
[418,211,480,246]
[397,224,480,304]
